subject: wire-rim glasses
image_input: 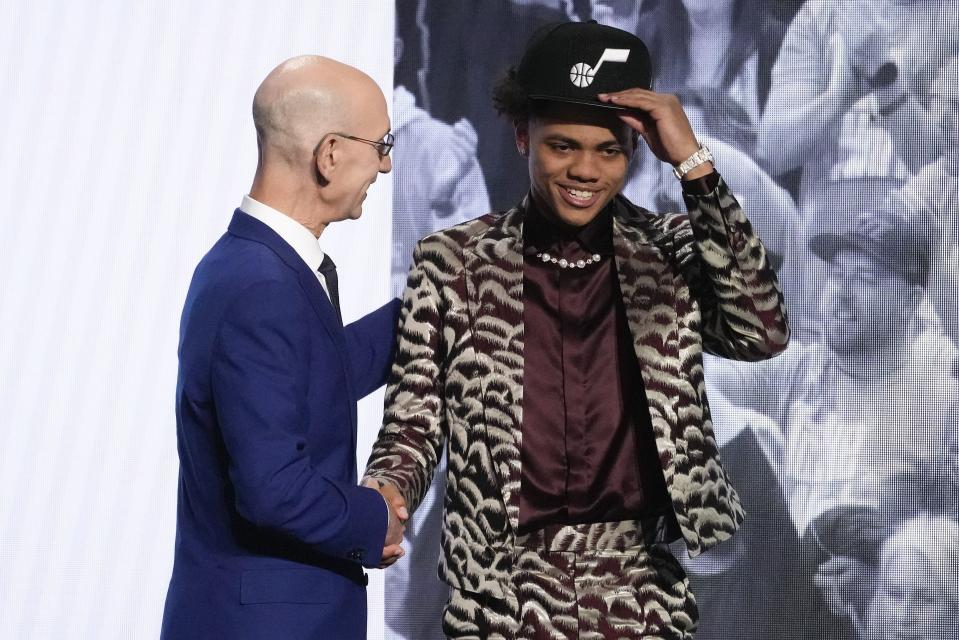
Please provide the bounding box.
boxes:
[332,131,394,157]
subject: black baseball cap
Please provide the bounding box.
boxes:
[517,21,653,111]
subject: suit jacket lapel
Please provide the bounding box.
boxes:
[227,210,357,417]
[462,197,687,535]
[464,203,526,534]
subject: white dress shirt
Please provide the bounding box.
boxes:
[239,195,331,300]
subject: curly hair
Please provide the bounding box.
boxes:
[491,66,532,123]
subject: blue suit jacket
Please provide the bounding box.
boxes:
[161,210,400,639]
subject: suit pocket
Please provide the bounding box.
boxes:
[240,568,348,604]
[439,537,511,599]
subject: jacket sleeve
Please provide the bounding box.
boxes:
[344,298,402,398]
[211,279,388,568]
[680,175,791,361]
[363,241,448,515]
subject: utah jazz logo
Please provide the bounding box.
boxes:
[569,48,631,88]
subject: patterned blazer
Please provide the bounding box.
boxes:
[366,177,790,600]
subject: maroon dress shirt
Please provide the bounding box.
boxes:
[519,198,669,534]
[518,175,719,534]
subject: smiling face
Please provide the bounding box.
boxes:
[822,249,918,357]
[331,86,393,221]
[334,131,392,222]
[823,250,898,355]
[517,102,634,227]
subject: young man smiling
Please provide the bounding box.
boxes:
[365,21,789,639]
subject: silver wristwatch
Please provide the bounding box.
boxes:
[672,145,714,180]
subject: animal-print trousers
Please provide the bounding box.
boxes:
[441,517,698,639]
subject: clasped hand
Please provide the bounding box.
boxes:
[363,478,409,568]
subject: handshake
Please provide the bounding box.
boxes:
[363,478,409,568]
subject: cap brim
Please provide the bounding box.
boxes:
[528,94,629,111]
[809,232,853,263]
[810,231,921,284]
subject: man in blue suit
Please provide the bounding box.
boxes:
[161,55,405,639]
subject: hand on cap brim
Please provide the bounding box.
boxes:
[598,89,701,166]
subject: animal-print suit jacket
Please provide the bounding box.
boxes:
[366,176,789,601]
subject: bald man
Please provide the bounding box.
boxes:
[160,56,403,640]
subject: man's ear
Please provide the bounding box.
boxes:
[314,135,337,185]
[514,120,530,157]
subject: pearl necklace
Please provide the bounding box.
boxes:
[535,252,603,269]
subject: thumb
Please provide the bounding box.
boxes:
[383,486,409,521]
[391,495,409,521]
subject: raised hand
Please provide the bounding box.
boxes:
[597,89,710,178]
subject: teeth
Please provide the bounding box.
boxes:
[566,188,594,200]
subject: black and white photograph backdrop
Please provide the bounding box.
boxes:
[387,1,959,639]
[1,1,957,638]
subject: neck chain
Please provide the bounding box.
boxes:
[534,252,603,269]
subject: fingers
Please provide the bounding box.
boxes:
[379,543,405,569]
[597,90,699,165]
[363,478,409,567]
[599,87,657,101]
[599,89,695,145]
[379,482,409,521]
[598,88,681,113]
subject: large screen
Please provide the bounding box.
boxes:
[386,1,959,639]
[2,1,956,638]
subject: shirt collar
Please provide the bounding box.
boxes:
[240,195,326,273]
[523,194,614,257]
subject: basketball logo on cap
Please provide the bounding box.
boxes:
[569,48,631,87]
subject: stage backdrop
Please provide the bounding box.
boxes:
[0,1,394,637]
[387,1,959,639]
[2,1,958,638]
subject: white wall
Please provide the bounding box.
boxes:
[0,1,394,637]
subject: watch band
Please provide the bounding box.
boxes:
[673,145,714,180]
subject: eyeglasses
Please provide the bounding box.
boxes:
[332,131,394,157]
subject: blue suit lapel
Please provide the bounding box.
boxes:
[227,209,358,417]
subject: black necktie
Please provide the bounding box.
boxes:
[318,254,342,324]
